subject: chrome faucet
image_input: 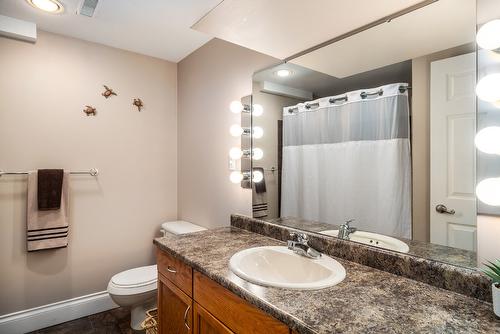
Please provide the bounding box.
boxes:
[338,219,357,240]
[287,232,321,259]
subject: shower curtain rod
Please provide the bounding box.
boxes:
[287,85,411,113]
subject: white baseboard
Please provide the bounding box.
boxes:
[0,291,119,334]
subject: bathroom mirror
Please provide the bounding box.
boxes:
[250,0,484,268]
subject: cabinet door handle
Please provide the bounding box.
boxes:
[183,304,191,330]
[166,265,177,273]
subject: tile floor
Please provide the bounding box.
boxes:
[28,307,135,334]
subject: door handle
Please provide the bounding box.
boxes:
[183,304,191,331]
[435,204,455,215]
[166,266,177,273]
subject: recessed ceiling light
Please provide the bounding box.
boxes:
[26,0,64,14]
[274,69,293,77]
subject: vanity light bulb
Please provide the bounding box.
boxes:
[252,170,264,183]
[475,127,500,155]
[252,126,264,139]
[229,171,244,184]
[230,124,243,137]
[252,148,264,160]
[229,147,243,159]
[252,104,264,116]
[230,101,244,113]
[476,19,500,50]
[476,73,500,102]
[476,178,500,206]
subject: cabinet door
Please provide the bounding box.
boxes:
[194,272,289,334]
[158,273,192,334]
[193,302,234,334]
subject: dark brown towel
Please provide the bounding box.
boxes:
[37,169,64,210]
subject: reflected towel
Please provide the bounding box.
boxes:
[27,171,70,251]
[252,168,268,218]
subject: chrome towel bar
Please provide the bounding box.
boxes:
[0,168,99,177]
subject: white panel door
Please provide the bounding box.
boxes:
[430,52,476,251]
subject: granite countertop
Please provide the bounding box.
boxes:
[154,227,500,334]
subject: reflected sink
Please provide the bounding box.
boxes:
[229,246,346,290]
[320,230,410,253]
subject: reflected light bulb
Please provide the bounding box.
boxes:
[475,127,500,155]
[477,19,500,50]
[229,147,242,159]
[275,69,291,77]
[476,178,500,206]
[229,171,244,184]
[252,126,264,139]
[229,101,243,113]
[252,148,264,160]
[252,170,264,183]
[252,104,264,116]
[229,124,243,137]
[476,73,500,102]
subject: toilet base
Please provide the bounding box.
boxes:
[130,297,157,330]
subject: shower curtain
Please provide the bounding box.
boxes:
[281,83,412,238]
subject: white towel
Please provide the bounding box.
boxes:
[26,171,70,251]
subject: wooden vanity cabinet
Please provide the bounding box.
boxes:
[158,273,192,334]
[193,303,234,334]
[156,248,291,334]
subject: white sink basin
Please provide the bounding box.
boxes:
[320,230,410,253]
[229,246,346,290]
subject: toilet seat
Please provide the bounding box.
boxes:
[107,265,157,295]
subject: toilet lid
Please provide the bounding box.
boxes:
[111,265,157,288]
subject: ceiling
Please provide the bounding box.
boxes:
[253,60,412,99]
[478,0,500,24]
[253,63,338,97]
[291,0,476,78]
[1,0,493,66]
[0,0,221,62]
[193,0,426,60]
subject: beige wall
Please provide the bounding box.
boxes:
[411,43,474,242]
[0,31,178,314]
[177,39,277,228]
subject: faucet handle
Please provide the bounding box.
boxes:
[298,233,308,243]
[344,219,355,226]
[289,232,308,243]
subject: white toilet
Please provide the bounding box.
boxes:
[107,221,207,330]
